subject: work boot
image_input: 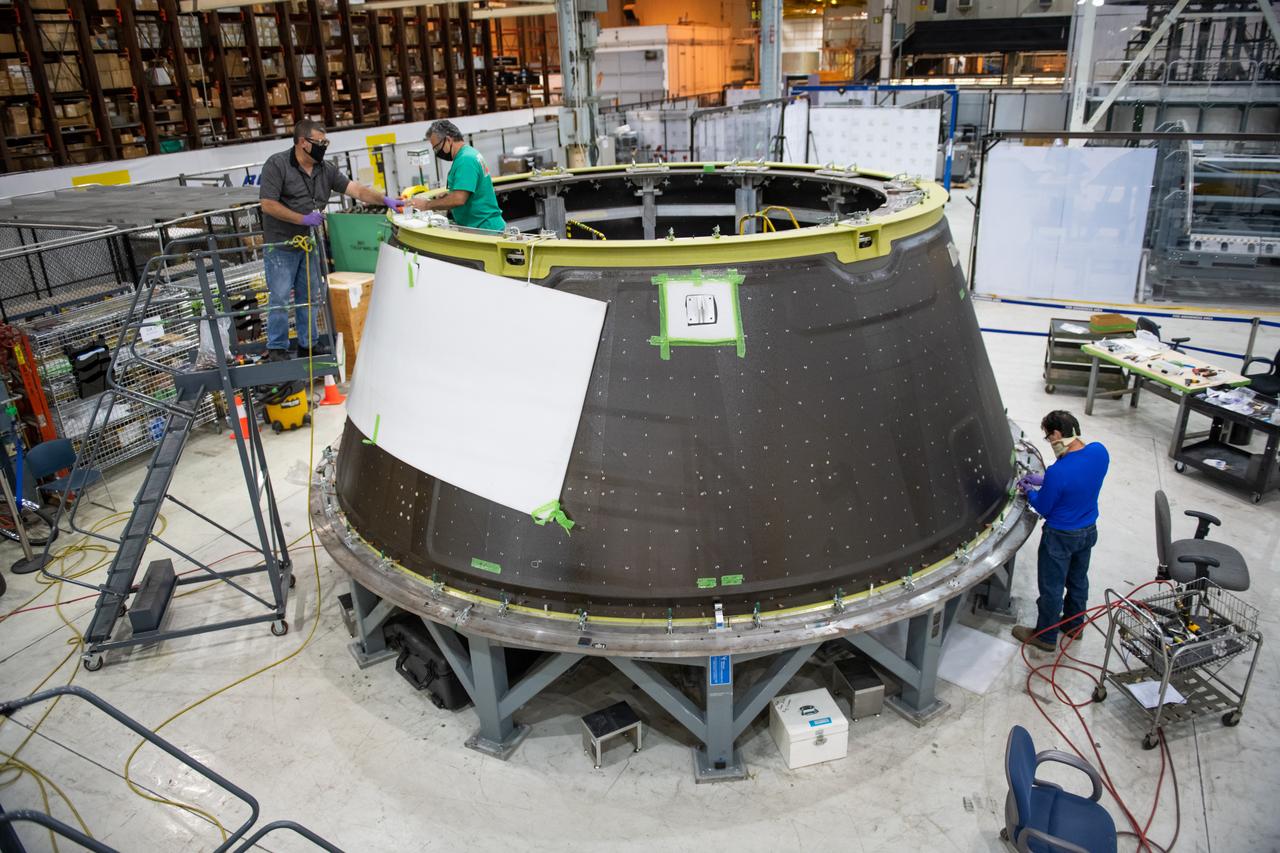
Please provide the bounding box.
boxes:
[265,349,291,363]
[1011,625,1055,653]
[1060,626,1086,647]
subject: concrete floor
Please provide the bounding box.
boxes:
[1,195,1278,852]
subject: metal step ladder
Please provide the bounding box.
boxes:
[84,382,205,645]
[36,229,340,671]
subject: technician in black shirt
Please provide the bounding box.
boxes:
[259,119,402,360]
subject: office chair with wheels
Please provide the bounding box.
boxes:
[1002,725,1117,853]
[25,438,116,514]
[1154,490,1249,590]
[1136,316,1190,352]
[1241,346,1279,398]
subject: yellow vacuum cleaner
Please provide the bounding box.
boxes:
[260,382,311,433]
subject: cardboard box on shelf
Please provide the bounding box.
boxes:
[30,0,69,12]
[0,34,18,55]
[123,144,149,159]
[45,62,82,92]
[231,94,253,109]
[38,22,76,53]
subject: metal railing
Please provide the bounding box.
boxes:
[1093,57,1280,88]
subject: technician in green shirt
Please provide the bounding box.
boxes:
[408,119,506,232]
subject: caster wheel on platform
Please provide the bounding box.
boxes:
[1251,493,1262,504]
[303,413,312,426]
[271,619,289,636]
[1142,733,1160,750]
[272,421,283,434]
[289,573,297,589]
[1000,828,1010,842]
[1092,684,1107,702]
[82,654,104,672]
[1222,710,1242,727]
[1044,385,1056,394]
[1174,461,1186,473]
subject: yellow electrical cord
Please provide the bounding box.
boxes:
[757,205,800,230]
[4,233,332,847]
[0,510,151,850]
[736,212,777,234]
[565,220,606,241]
[121,230,330,845]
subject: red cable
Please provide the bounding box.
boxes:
[1014,579,1181,853]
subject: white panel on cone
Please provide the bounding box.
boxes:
[346,243,608,515]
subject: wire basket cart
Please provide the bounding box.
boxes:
[1092,583,1263,749]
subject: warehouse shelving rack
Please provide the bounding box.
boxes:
[1,0,556,172]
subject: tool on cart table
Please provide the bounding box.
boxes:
[1092,579,1262,750]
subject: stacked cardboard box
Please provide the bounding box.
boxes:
[178,15,202,49]
[0,34,20,55]
[38,21,76,53]
[96,54,132,89]
[225,53,248,78]
[266,82,290,105]
[4,105,33,136]
[256,16,280,47]
[220,22,245,48]
[232,93,253,109]
[0,65,33,96]
[45,61,82,93]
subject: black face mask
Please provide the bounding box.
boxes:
[433,141,454,162]
[305,139,329,162]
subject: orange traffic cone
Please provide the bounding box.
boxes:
[228,394,257,439]
[319,374,346,406]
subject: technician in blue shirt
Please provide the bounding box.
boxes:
[1012,410,1110,652]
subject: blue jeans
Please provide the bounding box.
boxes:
[264,245,323,351]
[1034,524,1097,643]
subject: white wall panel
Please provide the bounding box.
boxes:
[973,145,1156,302]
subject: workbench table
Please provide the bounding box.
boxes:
[1080,341,1250,459]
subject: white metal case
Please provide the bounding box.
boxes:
[768,688,849,770]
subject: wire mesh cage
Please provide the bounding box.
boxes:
[1114,582,1259,677]
[0,224,137,323]
[23,247,268,472]
[0,203,262,324]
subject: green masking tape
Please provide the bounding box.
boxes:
[696,577,717,589]
[361,414,380,445]
[531,499,575,536]
[720,574,744,586]
[470,558,502,574]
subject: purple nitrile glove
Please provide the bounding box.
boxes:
[1022,471,1044,488]
[300,210,324,228]
[383,195,405,212]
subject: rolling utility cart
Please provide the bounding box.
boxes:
[1093,583,1262,749]
[1170,392,1280,504]
[1043,318,1130,395]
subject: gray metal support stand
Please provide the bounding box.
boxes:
[613,642,819,783]
[845,596,960,726]
[347,579,396,668]
[422,619,582,760]
[972,555,1018,622]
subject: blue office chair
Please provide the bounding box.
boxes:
[25,438,116,514]
[1002,725,1117,853]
